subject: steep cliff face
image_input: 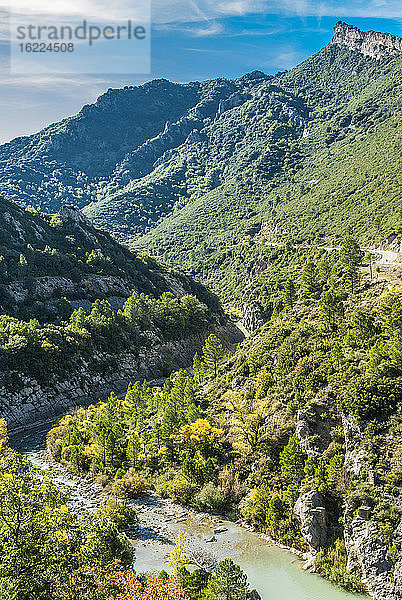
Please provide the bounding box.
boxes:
[0,197,221,319]
[2,323,243,433]
[344,516,402,600]
[340,414,402,600]
[294,490,328,553]
[331,21,402,59]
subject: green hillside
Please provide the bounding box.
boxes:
[0,23,401,305]
[134,46,402,301]
[0,197,220,319]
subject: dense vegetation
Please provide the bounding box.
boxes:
[2,22,402,598]
[135,47,402,301]
[0,197,220,320]
[0,421,253,600]
[0,197,224,386]
[1,29,401,308]
[48,237,402,592]
[0,290,215,382]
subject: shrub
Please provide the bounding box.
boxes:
[113,468,148,498]
[194,482,226,511]
[101,498,138,529]
[161,476,198,504]
[315,539,365,592]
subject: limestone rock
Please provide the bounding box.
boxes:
[344,517,402,600]
[241,303,265,333]
[342,414,365,477]
[295,401,331,458]
[294,490,327,553]
[331,21,402,59]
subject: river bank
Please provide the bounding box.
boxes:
[10,425,366,600]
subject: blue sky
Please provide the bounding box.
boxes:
[0,1,401,143]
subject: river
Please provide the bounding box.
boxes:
[10,424,365,600]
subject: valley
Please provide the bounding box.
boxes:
[0,18,401,600]
[10,421,364,600]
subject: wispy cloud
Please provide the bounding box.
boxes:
[152,1,402,38]
[156,20,224,37]
[10,0,148,21]
[153,0,402,22]
[4,1,402,41]
[264,0,402,18]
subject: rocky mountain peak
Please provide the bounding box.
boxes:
[331,21,402,59]
[60,204,93,226]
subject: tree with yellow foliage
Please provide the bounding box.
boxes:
[168,531,190,574]
[176,419,223,453]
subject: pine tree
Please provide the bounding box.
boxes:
[279,434,305,483]
[282,278,297,309]
[319,289,344,331]
[342,263,360,295]
[202,334,223,377]
[203,559,249,600]
[301,257,320,297]
[339,236,362,268]
[318,255,331,286]
[339,236,362,295]
[193,352,207,384]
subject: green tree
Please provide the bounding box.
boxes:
[319,289,344,331]
[193,352,207,384]
[178,567,211,600]
[301,257,321,297]
[339,237,361,295]
[202,334,224,377]
[0,451,134,599]
[378,288,402,335]
[279,435,305,484]
[346,310,376,347]
[282,278,297,309]
[266,494,286,538]
[342,263,360,295]
[203,559,249,600]
[339,236,362,268]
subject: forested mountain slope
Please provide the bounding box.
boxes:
[0,73,270,222]
[1,23,400,305]
[135,24,402,291]
[0,197,220,319]
[48,238,402,600]
[0,198,235,432]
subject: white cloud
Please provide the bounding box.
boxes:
[216,1,264,15]
[2,1,402,38]
[8,0,149,21]
[266,0,402,18]
[152,0,402,22]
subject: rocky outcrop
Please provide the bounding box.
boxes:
[6,274,131,306]
[1,323,243,433]
[331,21,402,59]
[345,516,402,600]
[217,91,251,116]
[294,490,327,553]
[295,400,332,458]
[241,303,265,333]
[59,205,98,242]
[342,414,366,477]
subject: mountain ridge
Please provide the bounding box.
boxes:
[0,22,401,305]
[331,21,402,59]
